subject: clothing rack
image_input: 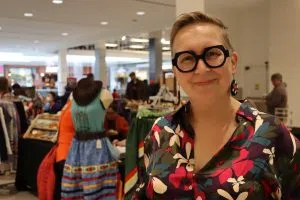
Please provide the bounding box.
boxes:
[0,98,28,176]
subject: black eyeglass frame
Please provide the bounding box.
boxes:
[172,45,230,73]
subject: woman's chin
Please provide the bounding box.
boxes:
[189,90,226,103]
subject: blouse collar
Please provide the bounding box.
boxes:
[171,100,258,138]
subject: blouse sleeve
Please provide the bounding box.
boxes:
[276,122,300,198]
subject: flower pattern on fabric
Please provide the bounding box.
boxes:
[210,149,254,184]
[173,142,195,172]
[217,189,248,200]
[169,167,193,190]
[227,176,245,193]
[165,124,184,147]
[263,147,275,165]
[132,102,300,200]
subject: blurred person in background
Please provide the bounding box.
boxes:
[104,101,129,144]
[148,79,160,97]
[11,83,26,97]
[44,92,60,114]
[0,77,9,98]
[86,73,94,80]
[266,73,287,115]
[43,76,51,89]
[125,72,145,101]
[112,89,120,100]
[49,78,57,89]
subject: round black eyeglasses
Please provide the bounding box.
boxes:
[172,45,230,73]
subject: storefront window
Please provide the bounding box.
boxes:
[9,68,36,87]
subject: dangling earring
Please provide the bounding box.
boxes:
[230,75,239,96]
[176,82,181,106]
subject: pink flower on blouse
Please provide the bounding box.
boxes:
[210,149,254,184]
[169,167,193,190]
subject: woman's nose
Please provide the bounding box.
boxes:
[194,58,210,74]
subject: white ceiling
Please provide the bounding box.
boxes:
[0,0,264,55]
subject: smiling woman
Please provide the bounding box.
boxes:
[132,11,300,200]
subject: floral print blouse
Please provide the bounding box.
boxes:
[133,102,300,199]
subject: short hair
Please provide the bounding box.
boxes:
[108,101,118,112]
[0,77,9,93]
[170,11,234,51]
[271,73,282,81]
[48,92,57,100]
[12,83,21,90]
[129,72,136,77]
[87,73,94,80]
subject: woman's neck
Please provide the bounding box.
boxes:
[189,96,240,127]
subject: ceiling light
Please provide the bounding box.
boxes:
[105,43,118,48]
[34,40,39,44]
[52,0,63,4]
[24,13,33,17]
[161,38,170,45]
[136,11,145,16]
[130,38,149,43]
[162,47,170,51]
[61,32,69,36]
[129,45,145,49]
[121,36,127,41]
[100,21,108,25]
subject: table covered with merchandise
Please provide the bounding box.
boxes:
[15,113,59,193]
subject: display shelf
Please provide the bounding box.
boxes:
[23,113,59,143]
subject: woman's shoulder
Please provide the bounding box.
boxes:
[146,109,183,142]
[253,109,291,143]
[236,101,290,141]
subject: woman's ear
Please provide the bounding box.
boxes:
[230,51,238,74]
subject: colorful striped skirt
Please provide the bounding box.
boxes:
[61,137,118,200]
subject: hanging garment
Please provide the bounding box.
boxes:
[0,112,8,162]
[37,144,58,200]
[13,101,28,135]
[0,100,19,169]
[0,107,13,155]
[61,93,118,200]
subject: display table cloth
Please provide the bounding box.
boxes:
[15,138,54,193]
[124,117,156,200]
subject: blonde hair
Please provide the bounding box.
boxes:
[170,11,234,51]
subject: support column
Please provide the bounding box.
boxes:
[149,31,162,82]
[176,0,205,16]
[94,41,107,88]
[269,0,300,126]
[57,49,68,96]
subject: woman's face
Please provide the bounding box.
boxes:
[46,94,54,103]
[172,23,238,103]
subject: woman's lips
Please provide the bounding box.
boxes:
[193,79,217,86]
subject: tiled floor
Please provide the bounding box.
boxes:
[0,173,37,200]
[0,192,37,200]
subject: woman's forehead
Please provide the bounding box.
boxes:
[172,24,224,53]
